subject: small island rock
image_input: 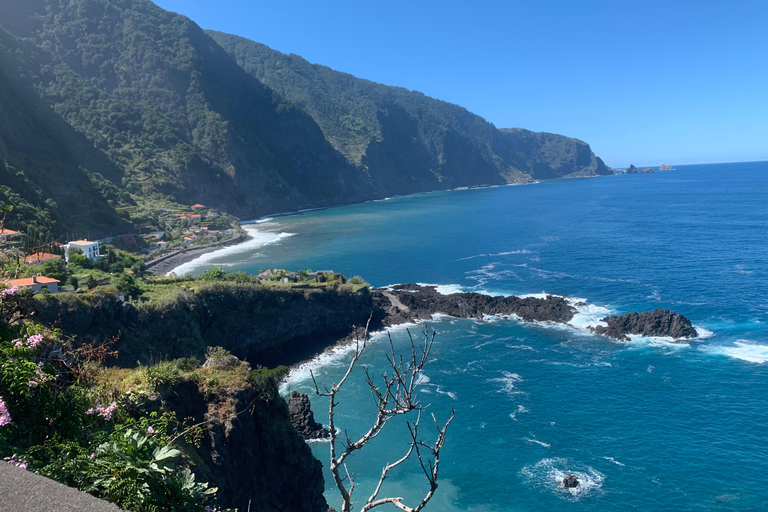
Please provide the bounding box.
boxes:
[288,391,332,440]
[562,474,580,488]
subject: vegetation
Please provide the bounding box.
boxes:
[209,30,612,186]
[0,0,608,241]
[0,283,236,511]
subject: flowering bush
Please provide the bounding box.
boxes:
[0,284,233,511]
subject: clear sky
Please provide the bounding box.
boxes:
[153,0,767,167]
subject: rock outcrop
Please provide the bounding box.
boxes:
[288,391,332,440]
[562,474,580,489]
[371,285,697,342]
[590,308,698,341]
[372,284,576,326]
[163,379,329,512]
[626,164,639,174]
[639,167,655,173]
[659,164,674,170]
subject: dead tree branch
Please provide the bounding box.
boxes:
[312,322,454,512]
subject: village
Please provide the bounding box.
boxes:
[0,202,357,297]
[0,203,242,296]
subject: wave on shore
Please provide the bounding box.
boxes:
[168,224,295,276]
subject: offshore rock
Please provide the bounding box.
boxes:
[590,308,698,341]
[562,474,580,488]
[372,285,697,342]
[288,391,332,440]
[372,284,576,326]
[659,164,674,170]
[639,167,655,173]
[625,164,639,174]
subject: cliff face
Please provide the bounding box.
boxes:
[0,0,613,233]
[34,283,373,367]
[163,379,328,512]
[206,32,614,189]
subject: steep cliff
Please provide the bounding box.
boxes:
[34,283,373,367]
[162,378,328,512]
[208,30,612,190]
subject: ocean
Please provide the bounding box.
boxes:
[174,161,768,511]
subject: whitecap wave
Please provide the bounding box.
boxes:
[566,297,613,330]
[693,326,715,339]
[519,458,605,501]
[712,340,768,364]
[168,225,296,276]
[488,371,525,397]
[524,437,551,448]
[626,334,690,349]
[510,405,529,421]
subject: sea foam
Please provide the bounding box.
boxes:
[168,224,295,276]
[713,340,768,364]
[519,457,605,501]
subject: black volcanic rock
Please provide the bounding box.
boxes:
[372,285,697,342]
[590,308,698,341]
[562,474,580,489]
[639,167,655,173]
[288,391,331,440]
[626,164,639,174]
[372,284,576,326]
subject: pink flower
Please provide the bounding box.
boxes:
[14,340,22,347]
[1,286,18,297]
[28,380,38,388]
[0,398,11,426]
[147,426,156,434]
[86,402,118,420]
[27,335,43,348]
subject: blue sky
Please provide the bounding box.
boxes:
[154,0,767,167]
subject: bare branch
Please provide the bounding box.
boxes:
[320,321,453,512]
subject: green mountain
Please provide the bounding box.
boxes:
[0,0,610,236]
[208,31,611,186]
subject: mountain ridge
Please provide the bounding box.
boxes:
[0,0,610,236]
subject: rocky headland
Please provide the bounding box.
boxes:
[370,284,698,342]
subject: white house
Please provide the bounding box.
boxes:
[65,240,101,262]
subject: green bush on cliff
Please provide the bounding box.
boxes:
[0,284,233,511]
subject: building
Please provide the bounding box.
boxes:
[24,252,62,266]
[64,240,101,261]
[5,276,60,293]
[191,204,206,210]
[0,229,19,243]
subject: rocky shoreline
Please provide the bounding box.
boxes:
[369,284,698,342]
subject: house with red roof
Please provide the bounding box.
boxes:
[0,229,19,243]
[24,252,62,266]
[5,276,59,293]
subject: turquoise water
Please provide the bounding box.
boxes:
[179,162,768,511]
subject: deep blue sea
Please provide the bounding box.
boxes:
[175,162,768,511]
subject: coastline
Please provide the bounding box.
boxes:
[153,179,554,276]
[145,231,252,275]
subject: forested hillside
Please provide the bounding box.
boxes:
[209,31,611,188]
[0,0,610,236]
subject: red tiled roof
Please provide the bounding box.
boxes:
[0,229,18,236]
[6,276,60,287]
[24,252,61,264]
[191,204,205,209]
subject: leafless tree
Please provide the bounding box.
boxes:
[311,322,455,512]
